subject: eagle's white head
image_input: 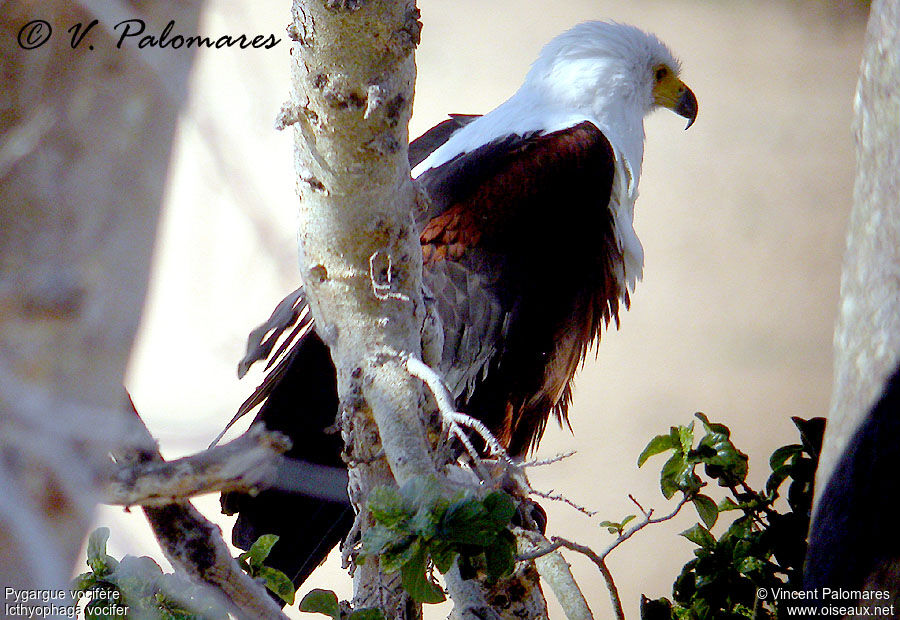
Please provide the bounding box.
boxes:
[524,21,696,134]
[514,23,697,216]
[415,21,696,180]
[413,22,696,293]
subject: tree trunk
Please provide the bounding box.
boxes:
[816,0,900,501]
[287,1,432,615]
[807,0,900,612]
[0,0,202,595]
[286,3,550,618]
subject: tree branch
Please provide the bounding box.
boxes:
[117,399,289,620]
[597,493,691,558]
[515,529,593,620]
[515,493,692,619]
[102,424,290,506]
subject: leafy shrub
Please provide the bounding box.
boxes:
[639,415,825,620]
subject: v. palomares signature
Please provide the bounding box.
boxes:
[16,18,282,51]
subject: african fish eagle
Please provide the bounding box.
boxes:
[221,20,697,592]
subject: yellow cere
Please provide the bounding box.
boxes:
[651,64,688,110]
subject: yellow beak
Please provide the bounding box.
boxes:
[653,74,698,129]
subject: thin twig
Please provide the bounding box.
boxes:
[516,493,693,620]
[598,493,691,558]
[516,494,690,564]
[520,450,577,468]
[515,538,565,563]
[597,557,625,620]
[628,493,648,517]
[530,487,597,517]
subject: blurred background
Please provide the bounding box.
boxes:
[101,1,867,617]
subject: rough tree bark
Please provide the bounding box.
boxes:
[285,2,548,618]
[815,0,900,501]
[286,1,434,616]
[0,0,202,598]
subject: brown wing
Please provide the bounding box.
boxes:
[417,121,624,455]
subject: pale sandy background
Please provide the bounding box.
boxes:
[99,1,866,618]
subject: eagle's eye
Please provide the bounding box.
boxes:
[654,66,668,82]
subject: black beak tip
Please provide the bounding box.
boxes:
[677,87,698,130]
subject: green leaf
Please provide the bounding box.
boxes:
[105,555,162,602]
[769,444,802,471]
[484,530,516,581]
[599,515,636,535]
[430,542,458,574]
[696,416,750,484]
[694,412,730,436]
[483,491,516,527]
[660,452,699,499]
[360,525,399,558]
[86,528,118,577]
[766,464,793,497]
[245,534,279,569]
[692,495,719,529]
[379,536,418,574]
[368,486,413,529]
[71,571,96,593]
[677,422,695,454]
[399,475,443,513]
[348,610,386,620]
[680,524,716,550]
[399,543,445,603]
[258,566,295,605]
[640,596,674,620]
[793,416,826,460]
[441,498,493,546]
[717,497,741,512]
[721,516,752,543]
[300,589,341,619]
[410,505,439,540]
[661,452,684,499]
[598,520,620,534]
[736,556,766,575]
[599,521,622,534]
[638,433,678,466]
[443,495,482,522]
[87,527,110,561]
